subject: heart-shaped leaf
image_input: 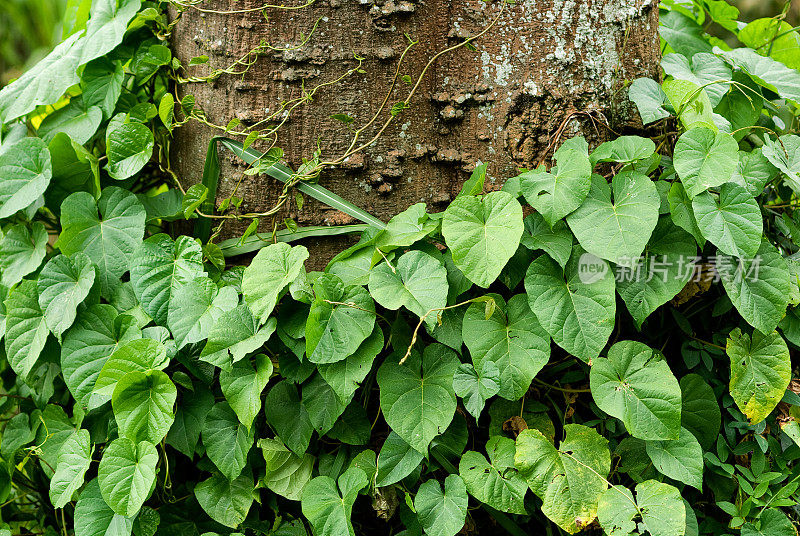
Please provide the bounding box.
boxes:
[673,128,739,198]
[97,437,158,517]
[243,243,309,322]
[692,182,762,258]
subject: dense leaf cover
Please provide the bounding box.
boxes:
[1,1,800,535]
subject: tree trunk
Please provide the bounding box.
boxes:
[171,0,661,266]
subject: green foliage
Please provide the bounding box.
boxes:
[2,1,800,536]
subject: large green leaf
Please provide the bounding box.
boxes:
[716,241,789,333]
[165,385,214,459]
[94,338,168,403]
[727,328,791,425]
[50,429,93,508]
[462,294,549,400]
[34,405,75,478]
[660,11,712,56]
[673,128,739,198]
[662,52,731,105]
[112,370,176,443]
[414,475,468,536]
[740,508,797,536]
[663,79,715,130]
[692,182,762,258]
[105,119,155,180]
[616,216,697,328]
[61,305,141,409]
[4,280,49,381]
[301,467,368,536]
[74,479,133,536]
[168,276,238,349]
[0,222,48,288]
[668,182,704,246]
[590,340,682,440]
[317,324,383,404]
[264,380,314,456]
[628,77,671,125]
[597,480,686,536]
[644,427,703,490]
[129,234,204,326]
[220,354,272,429]
[57,188,146,298]
[200,306,276,370]
[0,138,51,218]
[459,436,527,515]
[520,213,573,268]
[242,243,308,322]
[301,374,347,436]
[195,473,254,528]
[719,47,800,103]
[516,425,610,533]
[37,97,103,145]
[37,253,96,340]
[376,431,424,487]
[368,250,448,325]
[374,202,438,252]
[259,438,314,501]
[525,248,616,363]
[81,57,125,118]
[377,344,459,454]
[518,136,592,227]
[305,274,375,364]
[731,148,778,197]
[762,135,800,192]
[97,438,158,517]
[566,171,659,265]
[452,361,500,420]
[202,401,254,481]
[441,190,523,287]
[680,374,721,451]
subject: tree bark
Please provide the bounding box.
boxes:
[171,0,661,266]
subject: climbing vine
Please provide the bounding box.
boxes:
[1,1,800,536]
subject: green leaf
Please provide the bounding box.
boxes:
[4,280,48,381]
[220,354,272,429]
[57,188,146,298]
[441,190,524,287]
[158,93,174,130]
[462,294,549,400]
[37,97,103,145]
[520,213,572,268]
[375,202,439,252]
[74,479,133,536]
[81,57,125,119]
[598,480,686,536]
[61,304,141,409]
[202,401,254,481]
[368,250,448,326]
[726,328,791,425]
[168,276,238,349]
[195,473,254,528]
[112,370,176,443]
[452,362,500,420]
[98,438,158,517]
[660,11,711,56]
[200,306,277,370]
[181,183,207,219]
[415,475,468,536]
[166,386,214,459]
[376,431,424,487]
[460,436,527,515]
[662,79,715,131]
[0,137,52,218]
[741,508,796,536]
[716,241,790,333]
[37,253,96,340]
[0,222,48,287]
[317,324,383,404]
[377,344,459,454]
[301,374,347,435]
[719,47,800,103]
[259,438,314,501]
[763,135,800,193]
[242,243,308,322]
[305,274,375,364]
[662,52,731,106]
[673,127,739,198]
[515,424,610,533]
[590,341,682,440]
[739,19,800,70]
[50,429,92,508]
[301,467,368,536]
[679,374,721,450]
[628,77,671,124]
[130,234,205,326]
[518,137,592,227]
[105,119,155,180]
[46,132,100,214]
[692,182,762,258]
[644,427,703,490]
[566,171,660,265]
[590,136,656,165]
[525,247,616,363]
[94,338,168,403]
[264,380,314,456]
[668,182,705,246]
[616,216,697,328]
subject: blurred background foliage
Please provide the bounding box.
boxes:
[0,0,797,87]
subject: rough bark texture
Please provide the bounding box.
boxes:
[171,0,661,266]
